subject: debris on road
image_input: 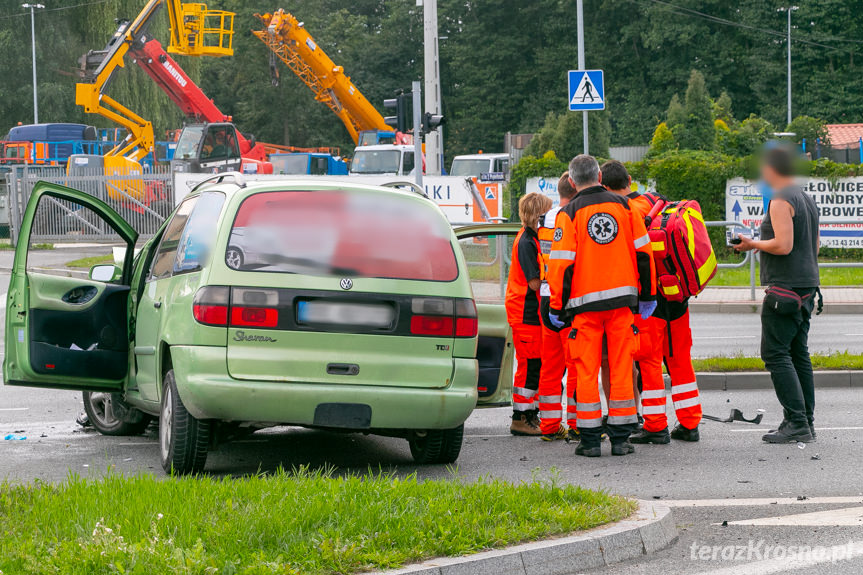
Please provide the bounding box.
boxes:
[4,434,26,440]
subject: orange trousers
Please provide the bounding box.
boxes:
[537,324,577,434]
[570,308,638,447]
[511,323,542,412]
[634,309,702,432]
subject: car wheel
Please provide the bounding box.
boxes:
[225,246,244,270]
[159,369,210,475]
[408,425,464,464]
[82,391,150,436]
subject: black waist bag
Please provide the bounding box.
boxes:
[764,286,823,315]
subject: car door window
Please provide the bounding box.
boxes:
[457,232,516,305]
[148,197,198,281]
[25,195,127,279]
[403,152,415,175]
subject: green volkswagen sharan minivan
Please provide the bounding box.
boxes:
[4,175,516,474]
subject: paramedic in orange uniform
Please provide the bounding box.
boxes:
[600,160,702,444]
[548,155,656,457]
[537,173,579,441]
[507,192,554,436]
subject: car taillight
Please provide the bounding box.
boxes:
[229,288,280,328]
[193,286,230,326]
[411,315,454,336]
[455,298,478,337]
[230,306,279,328]
[409,297,478,338]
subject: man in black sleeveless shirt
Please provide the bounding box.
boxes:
[735,146,820,444]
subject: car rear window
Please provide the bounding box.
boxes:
[226,190,458,281]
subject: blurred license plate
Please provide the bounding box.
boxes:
[297,301,394,328]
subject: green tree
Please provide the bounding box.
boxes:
[713,90,735,126]
[648,122,676,156]
[786,116,830,148]
[680,70,714,151]
[524,111,611,161]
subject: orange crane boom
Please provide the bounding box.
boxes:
[252,10,391,145]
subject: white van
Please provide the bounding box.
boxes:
[449,153,510,180]
[350,144,418,176]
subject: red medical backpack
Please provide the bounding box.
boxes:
[643,194,718,302]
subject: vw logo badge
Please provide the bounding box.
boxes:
[340,278,353,291]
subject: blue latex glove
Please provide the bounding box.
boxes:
[549,312,566,329]
[639,301,658,320]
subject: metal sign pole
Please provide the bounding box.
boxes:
[423,0,442,175]
[412,81,423,188]
[576,0,588,155]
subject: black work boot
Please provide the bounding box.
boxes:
[630,427,671,445]
[671,423,700,442]
[762,420,812,444]
[575,442,602,458]
[611,442,635,456]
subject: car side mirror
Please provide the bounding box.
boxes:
[89,264,121,283]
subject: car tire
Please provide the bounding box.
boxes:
[159,369,210,475]
[225,246,244,270]
[82,391,150,436]
[409,425,464,464]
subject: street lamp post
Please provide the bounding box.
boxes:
[22,3,45,124]
[779,6,798,127]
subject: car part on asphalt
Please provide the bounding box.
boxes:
[702,408,765,425]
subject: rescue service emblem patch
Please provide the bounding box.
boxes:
[587,212,619,245]
[553,228,563,242]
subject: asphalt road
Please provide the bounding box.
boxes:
[3,249,863,573]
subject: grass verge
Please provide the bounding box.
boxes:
[712,261,863,286]
[693,351,863,372]
[65,254,113,268]
[0,468,634,575]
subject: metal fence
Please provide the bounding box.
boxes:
[6,165,174,245]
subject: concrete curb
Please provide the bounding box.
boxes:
[690,301,863,314]
[696,370,863,391]
[364,500,676,575]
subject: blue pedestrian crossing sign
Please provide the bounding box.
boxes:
[568,69,605,111]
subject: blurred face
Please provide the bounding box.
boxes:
[760,163,781,188]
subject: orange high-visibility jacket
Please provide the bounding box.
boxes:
[627,191,656,220]
[548,186,656,317]
[505,226,542,326]
[537,207,562,296]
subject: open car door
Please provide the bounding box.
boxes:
[4,182,138,391]
[455,223,521,408]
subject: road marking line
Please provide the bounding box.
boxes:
[691,539,863,575]
[697,336,757,340]
[730,427,863,433]
[467,434,514,438]
[664,496,863,508]
[0,407,28,412]
[719,506,863,527]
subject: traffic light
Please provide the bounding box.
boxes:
[422,112,445,135]
[383,92,411,133]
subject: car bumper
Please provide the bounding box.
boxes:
[169,346,479,430]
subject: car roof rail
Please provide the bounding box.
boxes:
[189,171,247,193]
[379,180,427,198]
